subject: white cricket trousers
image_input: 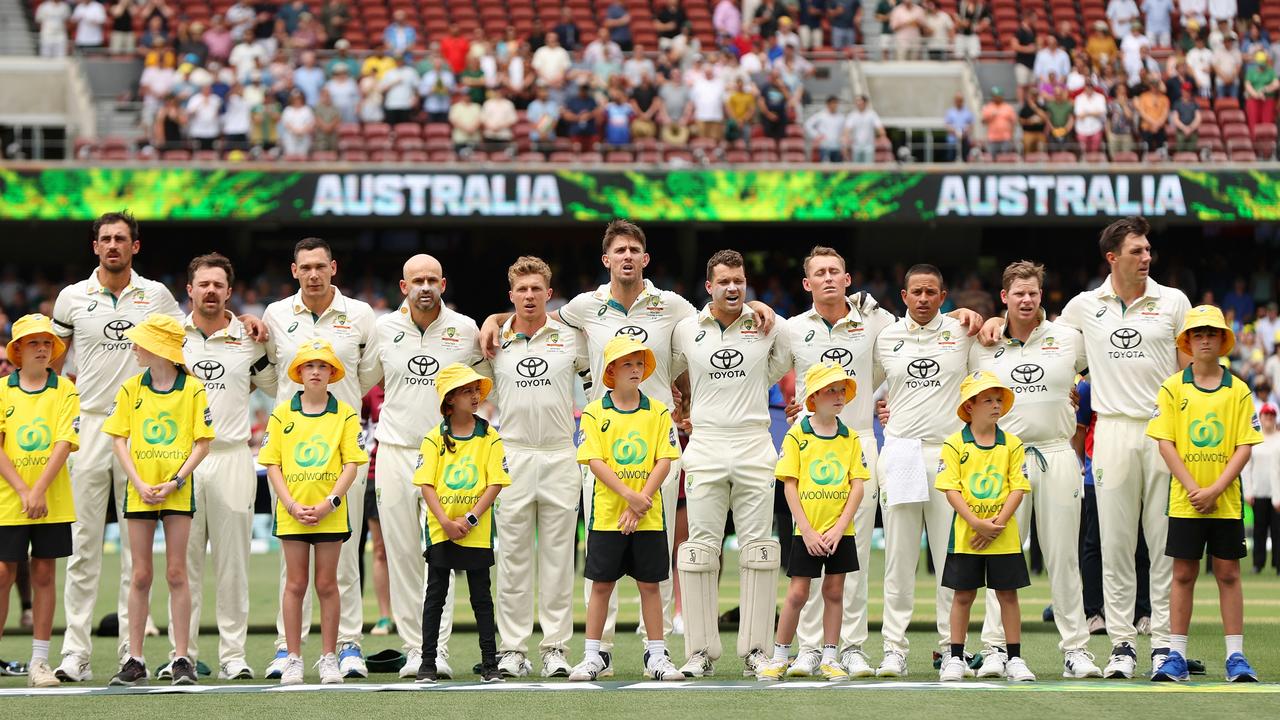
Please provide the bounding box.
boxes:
[496,445,580,655]
[170,445,255,666]
[1092,416,1172,649]
[60,411,133,662]
[797,433,880,652]
[363,443,454,656]
[979,441,1091,652]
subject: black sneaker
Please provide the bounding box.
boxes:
[110,658,148,686]
[171,657,197,686]
[480,665,504,683]
[1187,658,1207,675]
[415,664,438,684]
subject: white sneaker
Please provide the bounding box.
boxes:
[540,649,571,678]
[497,651,531,678]
[1006,657,1036,682]
[264,650,290,680]
[840,648,875,678]
[1062,649,1103,678]
[671,615,685,636]
[399,649,422,680]
[336,643,366,678]
[786,649,822,677]
[568,656,606,682]
[1104,644,1138,679]
[939,655,968,682]
[218,660,255,680]
[280,655,304,685]
[977,648,1008,678]
[742,649,768,678]
[876,650,908,678]
[317,653,343,684]
[679,650,715,678]
[645,651,684,681]
[155,660,174,680]
[27,660,60,688]
[435,654,453,680]
[53,655,92,683]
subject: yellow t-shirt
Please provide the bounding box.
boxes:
[259,392,369,536]
[935,425,1032,555]
[0,371,80,525]
[412,418,511,549]
[103,369,215,514]
[774,417,870,536]
[1146,366,1263,520]
[576,391,681,532]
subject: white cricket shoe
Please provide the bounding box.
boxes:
[219,660,255,680]
[1104,644,1137,679]
[939,655,968,682]
[317,653,343,684]
[279,655,304,685]
[876,650,908,678]
[540,648,572,678]
[568,656,606,682]
[645,651,684,681]
[977,648,1007,678]
[435,654,453,680]
[398,649,422,680]
[1006,657,1037,682]
[1062,649,1103,678]
[787,649,822,677]
[840,648,875,678]
[337,643,366,678]
[497,651,531,678]
[53,655,92,683]
[679,650,715,678]
[742,649,769,678]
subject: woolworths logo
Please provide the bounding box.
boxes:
[442,459,479,490]
[611,432,649,466]
[17,417,51,452]
[968,465,1004,499]
[142,412,178,445]
[1190,413,1225,448]
[808,453,845,486]
[294,435,332,467]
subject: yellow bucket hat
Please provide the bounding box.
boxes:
[1177,304,1235,357]
[125,314,187,368]
[435,362,493,415]
[287,338,347,384]
[601,335,655,388]
[802,362,857,412]
[6,314,67,368]
[957,370,1015,423]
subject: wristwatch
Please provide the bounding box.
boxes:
[464,512,479,527]
[172,475,187,491]
[328,495,342,509]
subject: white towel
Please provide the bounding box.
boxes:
[879,435,930,506]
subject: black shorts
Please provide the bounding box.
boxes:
[425,541,495,571]
[277,532,351,545]
[941,552,1030,591]
[0,523,73,561]
[1165,517,1247,560]
[787,535,859,578]
[364,480,379,521]
[123,509,194,520]
[584,529,669,584]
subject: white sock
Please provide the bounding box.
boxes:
[773,643,790,662]
[1169,635,1188,655]
[1225,635,1244,656]
[646,640,666,657]
[584,639,601,662]
[31,639,50,664]
[822,644,838,664]
[130,655,145,666]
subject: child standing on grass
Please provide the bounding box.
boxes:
[260,339,368,685]
[0,315,80,688]
[569,336,682,682]
[757,363,868,683]
[1146,305,1262,683]
[936,371,1035,683]
[412,363,509,684]
[103,315,215,686]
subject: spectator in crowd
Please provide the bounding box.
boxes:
[1134,79,1170,153]
[36,0,71,58]
[526,83,561,145]
[803,95,846,162]
[758,68,791,140]
[185,83,223,151]
[724,77,755,141]
[980,86,1016,154]
[322,63,358,122]
[384,9,416,56]
[1054,19,1077,53]
[1143,0,1174,46]
[563,82,600,148]
[532,32,572,89]
[361,42,396,79]
[319,0,349,47]
[554,6,582,51]
[380,54,419,124]
[1208,0,1238,25]
[292,50,326,105]
[480,87,518,148]
[1257,304,1280,356]
[774,16,801,55]
[1169,90,1202,153]
[279,89,315,156]
[276,0,305,34]
[1106,0,1140,39]
[107,0,135,55]
[604,0,633,52]
[1180,0,1209,28]
[630,72,662,138]
[448,90,482,149]
[226,0,254,40]
[829,0,860,51]
[1245,51,1279,131]
[602,86,636,147]
[465,27,490,65]
[943,92,974,160]
[313,89,341,152]
[714,0,742,42]
[250,84,281,149]
[954,0,991,60]
[153,93,185,151]
[495,25,520,62]
[1019,85,1048,153]
[72,0,108,50]
[844,94,885,163]
[890,0,926,60]
[584,27,621,68]
[774,43,814,111]
[219,82,251,151]
[357,67,385,122]
[290,12,325,50]
[1084,20,1119,71]
[418,55,456,123]
[620,42,655,88]
[1126,45,1162,87]
[755,0,783,40]
[202,15,234,64]
[1034,34,1071,83]
[1165,60,1198,103]
[797,0,827,51]
[1073,83,1107,154]
[250,2,278,56]
[1011,11,1038,102]
[1214,33,1244,98]
[1209,17,1233,52]
[1120,21,1151,74]
[1187,33,1214,94]
[176,21,210,65]
[441,23,470,74]
[921,0,954,60]
[689,65,727,140]
[873,0,895,59]
[1044,85,1075,151]
[459,55,487,104]
[658,68,692,145]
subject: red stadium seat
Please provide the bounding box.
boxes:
[1082,152,1106,163]
[1049,152,1077,163]
[1230,148,1257,162]
[636,151,663,163]
[398,137,426,151]
[1111,151,1139,162]
[1222,123,1250,139]
[161,149,191,161]
[1254,124,1278,141]
[995,153,1020,163]
[393,122,422,138]
[725,149,751,163]
[1172,152,1199,163]
[577,152,604,163]
[341,150,369,161]
[1024,152,1048,163]
[605,150,634,163]
[312,150,339,161]
[548,151,576,163]
[1255,141,1277,160]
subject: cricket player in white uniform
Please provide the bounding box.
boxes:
[162,253,276,681]
[1044,217,1190,678]
[482,256,590,679]
[52,212,184,681]
[873,264,974,678]
[969,261,1102,679]
[373,254,481,680]
[262,237,382,679]
[672,249,792,679]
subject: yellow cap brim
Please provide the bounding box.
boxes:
[804,377,857,413]
[603,348,656,388]
[125,326,187,368]
[1176,325,1236,357]
[5,331,66,369]
[957,384,1015,423]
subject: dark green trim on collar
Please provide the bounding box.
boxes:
[141,367,187,394]
[1182,364,1232,392]
[800,416,850,438]
[7,369,58,393]
[439,416,490,440]
[290,391,339,415]
[602,390,651,413]
[962,425,1006,448]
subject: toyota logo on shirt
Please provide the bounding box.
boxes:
[821,347,854,369]
[710,349,744,370]
[192,360,226,381]
[516,357,548,378]
[615,326,648,343]
[1010,364,1044,384]
[1109,328,1142,349]
[103,319,135,341]
[407,355,439,377]
[906,358,940,379]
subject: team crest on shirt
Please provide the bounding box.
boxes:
[645,296,664,315]
[740,317,758,337]
[860,451,868,468]
[502,456,509,473]
[260,431,269,447]
[357,430,368,449]
[1139,301,1160,317]
[441,327,461,346]
[669,427,678,447]
[938,330,957,348]
[3,406,11,418]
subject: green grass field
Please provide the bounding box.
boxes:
[2,545,1278,717]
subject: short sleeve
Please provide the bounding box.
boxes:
[1058,293,1085,331]
[339,412,371,465]
[412,433,441,487]
[486,434,512,488]
[934,441,963,492]
[51,289,75,339]
[1145,382,1178,442]
[1008,442,1031,493]
[191,387,216,442]
[576,409,604,464]
[155,285,184,321]
[775,430,802,481]
[655,408,681,462]
[54,383,81,453]
[558,292,591,331]
[101,385,132,438]
[848,433,871,482]
[257,412,283,466]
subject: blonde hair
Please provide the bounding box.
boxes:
[1001,260,1045,292]
[803,246,846,275]
[507,255,552,288]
